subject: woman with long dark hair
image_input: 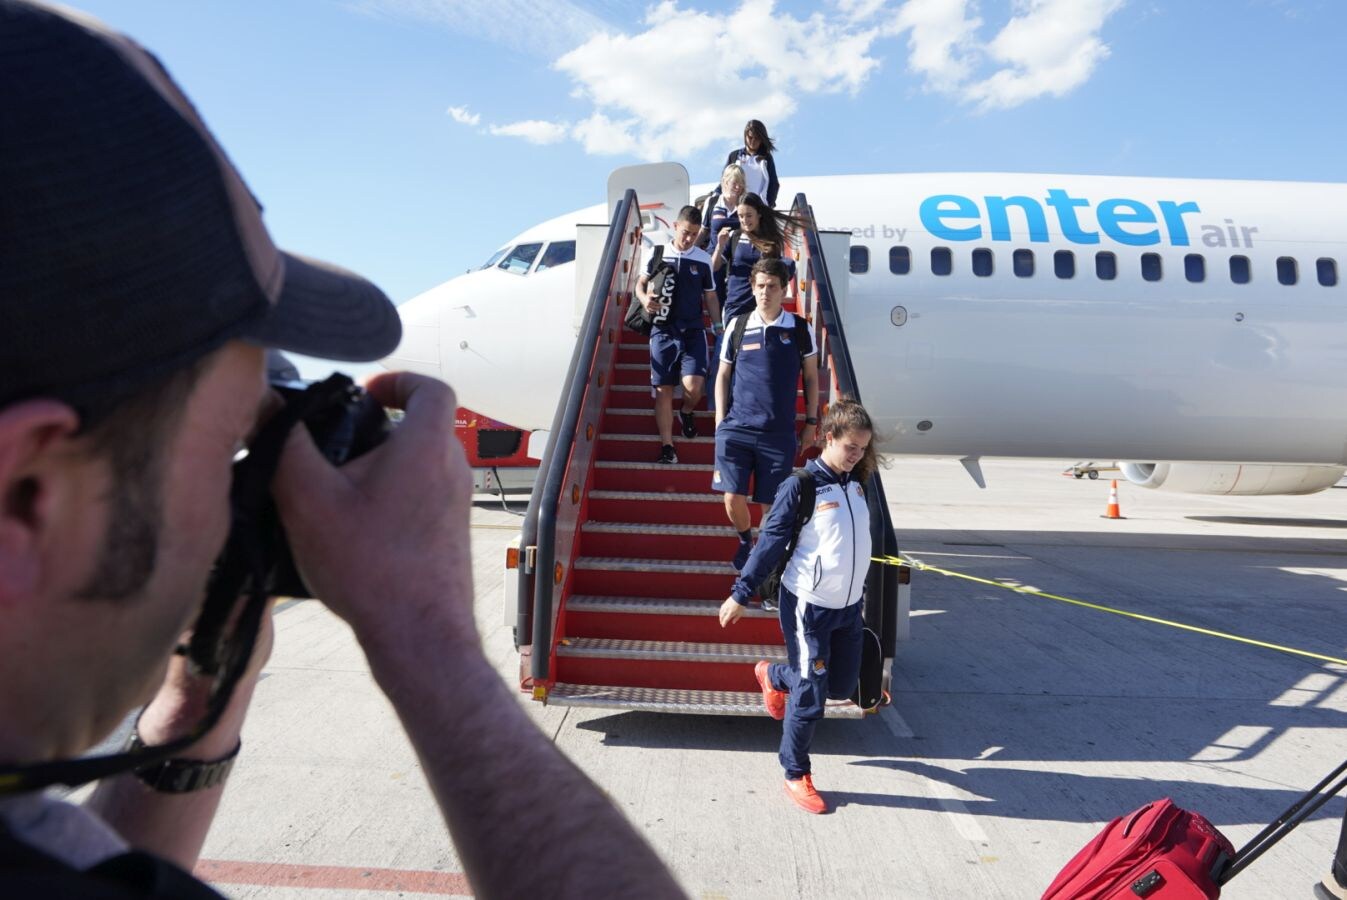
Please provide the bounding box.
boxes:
[725,119,779,208]
[710,192,808,323]
[718,397,879,814]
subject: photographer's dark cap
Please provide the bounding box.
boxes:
[0,1,403,424]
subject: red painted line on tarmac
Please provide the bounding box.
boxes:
[195,859,472,895]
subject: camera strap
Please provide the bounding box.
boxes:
[0,375,355,796]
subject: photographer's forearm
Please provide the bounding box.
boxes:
[85,679,256,871]
[362,626,685,899]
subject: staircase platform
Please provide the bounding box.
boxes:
[545,682,866,718]
[567,594,776,618]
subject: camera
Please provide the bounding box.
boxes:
[261,374,394,598]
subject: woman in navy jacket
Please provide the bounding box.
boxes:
[718,398,878,814]
[724,119,779,208]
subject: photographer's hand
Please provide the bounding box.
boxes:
[272,372,682,899]
[85,603,275,871]
[272,371,476,650]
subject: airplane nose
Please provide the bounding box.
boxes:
[381,289,442,377]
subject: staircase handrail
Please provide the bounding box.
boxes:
[516,190,642,683]
[789,193,902,683]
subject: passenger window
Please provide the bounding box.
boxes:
[972,248,993,277]
[498,242,543,275]
[1184,254,1205,283]
[1319,258,1339,287]
[481,246,510,270]
[1013,249,1034,278]
[1230,255,1251,284]
[1277,257,1297,286]
[889,245,911,275]
[1095,251,1117,281]
[931,247,952,276]
[1141,253,1162,282]
[850,245,870,274]
[1054,250,1074,279]
[535,240,576,272]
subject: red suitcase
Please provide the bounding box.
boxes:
[1042,798,1233,899]
[1044,759,1347,899]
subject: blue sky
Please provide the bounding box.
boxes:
[75,0,1345,305]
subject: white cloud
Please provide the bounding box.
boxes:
[446,105,480,126]
[889,0,1126,111]
[348,0,609,57]
[889,0,982,94]
[548,0,884,161]
[423,0,1125,160]
[961,0,1126,110]
[488,119,571,144]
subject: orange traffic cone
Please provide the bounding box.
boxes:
[1101,479,1125,519]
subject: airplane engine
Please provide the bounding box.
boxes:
[1117,462,1346,496]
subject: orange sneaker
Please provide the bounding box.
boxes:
[754,660,786,720]
[784,775,827,814]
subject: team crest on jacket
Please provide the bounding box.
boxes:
[812,658,827,675]
[780,332,792,344]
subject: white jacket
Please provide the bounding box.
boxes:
[782,467,872,609]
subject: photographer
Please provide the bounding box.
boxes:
[0,3,683,898]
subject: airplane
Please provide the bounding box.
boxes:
[386,165,1347,497]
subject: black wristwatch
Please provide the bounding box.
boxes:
[804,416,818,425]
[126,730,240,793]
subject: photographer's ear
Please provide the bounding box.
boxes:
[0,401,82,604]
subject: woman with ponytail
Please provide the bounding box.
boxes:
[718,398,878,815]
[711,192,809,323]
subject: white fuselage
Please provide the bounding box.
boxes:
[389,172,1347,467]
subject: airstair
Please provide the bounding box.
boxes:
[510,187,903,717]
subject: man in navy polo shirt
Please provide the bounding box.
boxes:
[637,205,722,464]
[714,257,819,570]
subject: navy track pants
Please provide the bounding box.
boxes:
[766,586,863,779]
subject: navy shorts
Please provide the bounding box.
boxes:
[712,426,797,503]
[649,327,709,386]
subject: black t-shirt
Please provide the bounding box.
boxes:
[0,824,225,900]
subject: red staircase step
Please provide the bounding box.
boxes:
[600,408,802,433]
[616,342,650,364]
[579,522,737,560]
[554,638,783,692]
[585,491,757,527]
[544,682,865,719]
[572,555,737,597]
[592,461,713,493]
[612,363,654,386]
[596,433,717,465]
[601,408,715,434]
[565,594,781,644]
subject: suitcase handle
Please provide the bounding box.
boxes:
[1219,758,1347,884]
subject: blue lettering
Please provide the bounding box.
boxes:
[1157,200,1200,247]
[917,191,1206,248]
[1043,189,1098,244]
[920,194,981,241]
[1097,199,1160,246]
[986,195,1049,242]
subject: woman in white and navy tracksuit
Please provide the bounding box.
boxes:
[718,398,877,814]
[724,119,779,208]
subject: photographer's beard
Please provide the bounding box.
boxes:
[74,459,162,602]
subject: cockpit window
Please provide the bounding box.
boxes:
[535,240,576,272]
[497,242,543,275]
[481,247,510,270]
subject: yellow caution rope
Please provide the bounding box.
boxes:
[873,553,1347,668]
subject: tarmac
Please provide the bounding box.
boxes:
[187,457,1347,898]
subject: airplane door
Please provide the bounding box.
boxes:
[606,163,690,231]
[575,164,691,328]
[817,228,852,318]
